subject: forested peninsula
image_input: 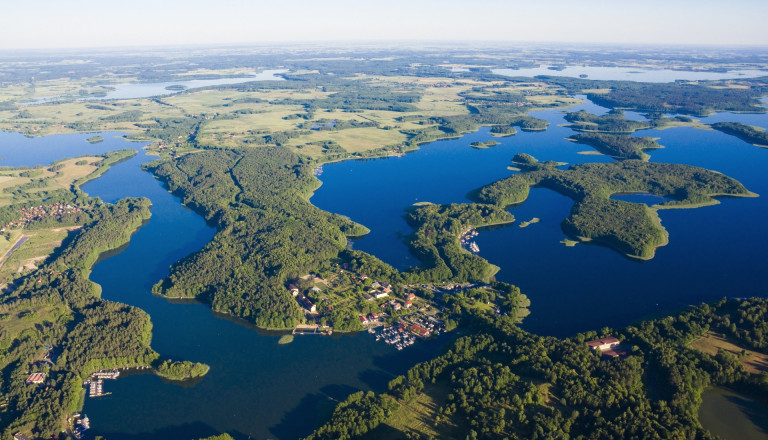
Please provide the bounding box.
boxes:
[474,155,755,259]
[307,297,768,440]
[0,159,208,438]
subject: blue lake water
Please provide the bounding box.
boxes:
[492,65,768,82]
[0,131,134,167]
[26,69,286,104]
[312,98,768,337]
[2,90,766,437]
[75,146,447,439]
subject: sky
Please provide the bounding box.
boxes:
[1,0,767,50]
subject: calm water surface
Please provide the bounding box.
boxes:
[78,147,447,439]
[0,131,449,439]
[312,97,768,337]
[26,69,286,104]
[492,65,767,82]
[0,131,132,167]
[699,387,768,440]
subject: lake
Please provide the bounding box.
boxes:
[492,65,767,82]
[25,69,286,104]
[1,90,766,437]
[75,142,448,439]
[312,97,768,337]
[699,387,768,440]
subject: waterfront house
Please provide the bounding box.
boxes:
[586,337,627,358]
[586,337,620,351]
[359,315,369,325]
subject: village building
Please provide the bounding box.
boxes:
[586,337,627,358]
[25,372,46,385]
[288,284,299,296]
[296,295,316,313]
[381,283,392,293]
[359,315,369,325]
[374,291,389,299]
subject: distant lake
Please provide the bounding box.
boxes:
[312,97,768,337]
[492,65,767,82]
[25,69,286,104]
[0,131,134,167]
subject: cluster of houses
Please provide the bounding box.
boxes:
[586,336,629,358]
[2,202,82,231]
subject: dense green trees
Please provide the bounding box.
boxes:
[155,360,210,380]
[309,297,768,440]
[148,147,369,328]
[405,203,514,283]
[565,109,652,133]
[711,121,768,147]
[0,199,160,437]
[475,157,754,259]
[568,133,663,160]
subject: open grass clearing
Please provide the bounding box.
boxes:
[690,331,768,374]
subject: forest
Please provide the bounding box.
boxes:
[0,198,192,437]
[404,203,514,283]
[307,297,768,440]
[538,76,768,116]
[567,133,663,160]
[0,157,207,437]
[147,147,369,328]
[711,121,768,146]
[474,156,754,259]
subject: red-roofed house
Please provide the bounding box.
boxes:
[25,373,46,385]
[586,337,620,352]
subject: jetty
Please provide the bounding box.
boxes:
[292,324,332,335]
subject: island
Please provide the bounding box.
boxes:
[711,121,768,147]
[473,153,756,260]
[567,133,663,160]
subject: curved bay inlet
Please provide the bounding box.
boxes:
[311,98,768,337]
[77,146,448,439]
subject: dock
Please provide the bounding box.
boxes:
[292,324,332,335]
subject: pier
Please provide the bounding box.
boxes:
[292,324,332,335]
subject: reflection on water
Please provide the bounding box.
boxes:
[699,387,768,440]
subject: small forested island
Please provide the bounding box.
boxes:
[155,359,210,380]
[474,154,756,259]
[565,109,652,133]
[85,135,103,143]
[711,121,768,147]
[568,133,663,160]
[470,140,500,149]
